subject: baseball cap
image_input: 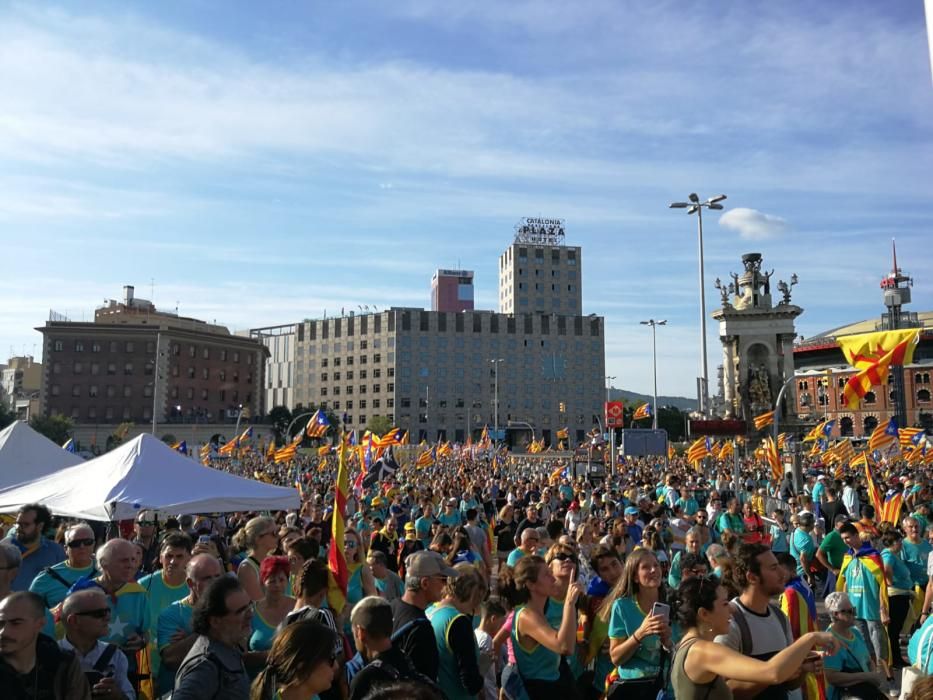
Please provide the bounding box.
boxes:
[405,550,459,579]
[624,506,639,516]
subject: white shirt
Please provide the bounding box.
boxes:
[60,637,135,700]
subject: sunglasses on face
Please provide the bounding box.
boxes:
[76,608,111,619]
[66,538,95,548]
[552,553,577,564]
[344,540,358,549]
[136,520,155,527]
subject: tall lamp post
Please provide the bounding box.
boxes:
[639,319,667,429]
[669,193,727,415]
[606,375,616,473]
[490,358,504,447]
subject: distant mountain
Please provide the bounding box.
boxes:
[608,388,698,412]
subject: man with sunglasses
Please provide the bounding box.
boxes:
[60,588,134,699]
[30,523,97,609]
[130,512,159,576]
[4,503,65,593]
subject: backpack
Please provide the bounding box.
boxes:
[728,600,792,654]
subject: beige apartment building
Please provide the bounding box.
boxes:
[253,224,606,447]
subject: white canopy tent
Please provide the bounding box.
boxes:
[0,421,83,490]
[0,433,300,520]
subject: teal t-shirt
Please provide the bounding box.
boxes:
[790,529,816,577]
[511,606,560,682]
[901,539,931,587]
[717,512,744,535]
[675,497,699,516]
[138,571,189,685]
[438,510,462,528]
[824,625,873,698]
[29,561,96,608]
[506,549,526,568]
[882,549,914,592]
[770,525,789,553]
[428,604,479,700]
[415,516,434,547]
[157,599,193,694]
[608,597,662,680]
[811,481,825,504]
[249,607,279,652]
[909,614,933,672]
[842,557,883,622]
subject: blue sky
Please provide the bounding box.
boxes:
[1,1,931,398]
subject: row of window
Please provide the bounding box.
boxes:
[318,369,387,381]
[52,340,253,365]
[317,384,391,396]
[331,399,386,410]
[798,372,931,391]
[800,388,931,406]
[64,406,150,421]
[170,366,251,383]
[50,384,252,404]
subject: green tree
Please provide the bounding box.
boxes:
[657,406,687,442]
[365,415,393,437]
[0,402,15,431]
[268,405,292,442]
[30,414,73,445]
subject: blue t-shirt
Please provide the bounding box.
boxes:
[506,549,526,568]
[842,555,883,622]
[6,538,66,592]
[29,561,96,608]
[769,525,789,553]
[811,481,825,504]
[901,539,931,587]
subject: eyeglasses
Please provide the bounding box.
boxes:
[552,553,577,563]
[76,608,111,619]
[343,540,358,549]
[136,520,155,527]
[67,538,95,548]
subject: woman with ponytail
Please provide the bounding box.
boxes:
[250,619,338,700]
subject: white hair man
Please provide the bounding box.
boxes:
[30,522,97,608]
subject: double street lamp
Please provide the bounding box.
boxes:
[639,320,667,429]
[669,193,727,416]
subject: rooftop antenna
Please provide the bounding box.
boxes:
[150,278,155,301]
[892,237,898,276]
[175,301,179,315]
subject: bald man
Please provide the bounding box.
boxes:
[61,588,134,699]
[156,553,224,695]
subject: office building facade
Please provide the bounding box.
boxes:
[431,269,474,313]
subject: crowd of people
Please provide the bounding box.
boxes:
[2,447,933,700]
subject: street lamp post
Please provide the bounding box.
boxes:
[639,320,667,429]
[606,375,616,474]
[669,193,727,415]
[490,359,504,446]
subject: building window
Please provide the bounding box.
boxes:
[92,342,101,353]
[71,384,81,397]
[87,407,97,419]
[123,386,132,398]
[334,371,341,381]
[401,398,410,408]
[74,341,84,352]
[90,363,99,376]
[321,387,328,396]
[73,361,83,374]
[171,387,178,399]
[387,398,394,408]
[321,358,328,368]
[334,358,341,367]
[918,389,931,403]
[373,399,380,408]
[187,388,194,399]
[187,367,195,379]
[110,341,119,353]
[201,389,208,400]
[126,342,134,353]
[53,340,63,352]
[144,362,153,376]
[172,365,179,377]
[143,385,153,398]
[188,345,196,358]
[233,351,240,363]
[347,370,354,380]
[202,347,209,359]
[373,354,381,363]
[346,385,353,395]
[202,368,209,380]
[106,407,114,420]
[88,385,98,397]
[106,385,116,398]
[51,384,60,396]
[123,407,132,420]
[863,391,877,404]
[106,363,116,375]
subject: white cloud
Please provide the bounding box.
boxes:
[718,208,789,240]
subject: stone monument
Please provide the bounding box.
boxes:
[712,253,802,420]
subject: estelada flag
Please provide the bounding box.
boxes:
[837,329,920,409]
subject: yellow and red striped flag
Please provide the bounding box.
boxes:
[667,443,676,460]
[719,440,734,462]
[305,409,332,438]
[838,329,920,409]
[900,427,924,449]
[686,437,711,466]
[327,436,350,613]
[868,418,899,453]
[753,411,775,430]
[764,436,782,482]
[864,457,884,520]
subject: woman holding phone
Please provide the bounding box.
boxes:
[544,543,586,685]
[600,548,673,700]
